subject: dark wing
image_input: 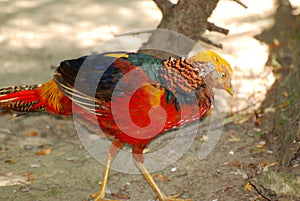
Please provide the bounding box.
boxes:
[53,52,127,113]
[53,52,164,114]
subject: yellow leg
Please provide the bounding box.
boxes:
[91,140,124,201]
[134,159,193,201]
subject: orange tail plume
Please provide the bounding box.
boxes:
[0,80,72,115]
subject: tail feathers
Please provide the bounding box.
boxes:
[0,85,40,96]
[0,80,72,115]
[0,84,46,112]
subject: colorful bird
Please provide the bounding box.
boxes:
[0,50,233,201]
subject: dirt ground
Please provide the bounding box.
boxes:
[0,0,299,201]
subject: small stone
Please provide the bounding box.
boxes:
[66,157,78,162]
[171,167,177,172]
[30,164,40,168]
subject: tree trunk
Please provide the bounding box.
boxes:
[157,0,219,41]
[139,0,228,58]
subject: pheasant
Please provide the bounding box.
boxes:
[0,50,233,201]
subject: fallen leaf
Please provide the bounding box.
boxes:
[221,162,242,168]
[268,162,278,167]
[256,140,267,148]
[143,148,151,154]
[251,147,265,154]
[223,186,234,192]
[35,147,52,155]
[251,195,263,201]
[24,131,39,137]
[269,38,280,51]
[21,172,35,182]
[222,114,251,125]
[278,101,288,108]
[244,182,253,191]
[254,117,262,127]
[258,162,268,172]
[110,193,130,199]
[153,174,171,181]
[271,54,282,68]
[199,135,208,142]
[4,158,19,164]
[228,133,242,142]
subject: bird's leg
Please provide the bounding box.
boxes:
[91,139,124,201]
[132,146,193,201]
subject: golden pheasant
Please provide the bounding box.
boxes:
[0,50,233,201]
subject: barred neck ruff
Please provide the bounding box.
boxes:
[161,57,213,93]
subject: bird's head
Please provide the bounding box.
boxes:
[190,50,234,96]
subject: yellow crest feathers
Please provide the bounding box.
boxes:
[190,50,233,73]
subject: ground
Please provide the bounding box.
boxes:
[0,0,299,201]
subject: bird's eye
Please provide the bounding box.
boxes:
[221,72,226,78]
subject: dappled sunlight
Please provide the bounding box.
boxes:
[118,7,135,17]
[0,0,161,85]
[1,0,161,50]
[290,0,300,15]
[290,0,300,6]
[12,0,44,9]
[204,0,277,113]
[2,0,48,14]
[77,25,119,47]
[140,1,162,21]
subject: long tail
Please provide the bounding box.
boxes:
[0,80,72,115]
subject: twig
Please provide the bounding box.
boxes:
[248,181,271,201]
[207,22,229,35]
[114,28,155,37]
[198,36,223,49]
[231,0,248,9]
[153,0,174,15]
[114,28,224,49]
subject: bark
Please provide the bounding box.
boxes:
[157,0,220,41]
[139,0,226,58]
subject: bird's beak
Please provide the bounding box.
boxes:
[225,85,234,96]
